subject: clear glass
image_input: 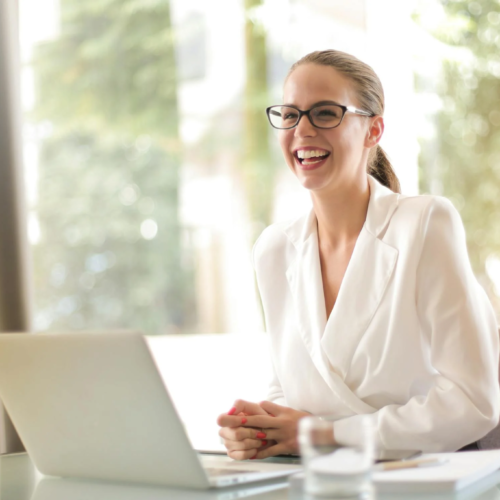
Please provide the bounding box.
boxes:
[298,416,375,498]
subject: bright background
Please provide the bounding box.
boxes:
[19,0,422,336]
[17,0,500,446]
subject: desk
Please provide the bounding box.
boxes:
[0,453,289,500]
[2,452,500,500]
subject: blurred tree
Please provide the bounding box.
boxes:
[415,0,500,314]
[31,0,196,333]
[244,0,275,239]
[34,0,179,140]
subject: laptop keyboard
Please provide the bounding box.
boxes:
[205,468,255,477]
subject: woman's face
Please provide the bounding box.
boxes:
[279,63,381,194]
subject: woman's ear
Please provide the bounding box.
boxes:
[365,116,384,148]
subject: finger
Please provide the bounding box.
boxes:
[220,425,280,442]
[227,400,269,417]
[255,429,280,441]
[227,448,258,461]
[222,438,264,451]
[259,400,287,417]
[240,414,280,429]
[259,439,277,450]
[217,414,257,428]
[253,442,287,460]
[219,426,269,442]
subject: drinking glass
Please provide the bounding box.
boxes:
[298,415,375,498]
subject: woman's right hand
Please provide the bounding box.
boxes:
[216,400,275,460]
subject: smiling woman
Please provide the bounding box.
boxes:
[217,49,500,460]
[279,50,400,195]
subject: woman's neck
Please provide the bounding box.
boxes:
[312,175,370,250]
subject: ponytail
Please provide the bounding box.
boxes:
[368,145,401,194]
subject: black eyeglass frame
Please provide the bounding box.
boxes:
[265,103,375,130]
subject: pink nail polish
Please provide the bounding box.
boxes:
[250,454,258,460]
[256,432,266,439]
[241,417,247,425]
[227,407,236,415]
[261,440,268,446]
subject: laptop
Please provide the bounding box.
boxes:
[0,332,301,489]
[33,474,290,500]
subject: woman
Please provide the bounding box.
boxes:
[217,50,500,459]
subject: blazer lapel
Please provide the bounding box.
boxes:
[320,228,398,379]
[283,176,400,414]
[285,211,327,374]
[285,219,383,413]
[321,176,400,379]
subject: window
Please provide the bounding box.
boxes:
[17,0,499,451]
[415,0,500,320]
[19,0,421,335]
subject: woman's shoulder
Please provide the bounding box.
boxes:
[387,194,466,254]
[397,192,455,210]
[252,212,310,268]
[394,193,461,228]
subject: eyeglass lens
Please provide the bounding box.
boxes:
[268,105,344,129]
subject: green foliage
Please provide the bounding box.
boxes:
[417,0,500,310]
[33,131,194,333]
[31,0,196,333]
[33,0,179,138]
[244,0,275,239]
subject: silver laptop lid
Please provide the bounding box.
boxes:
[0,332,210,489]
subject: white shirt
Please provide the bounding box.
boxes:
[253,175,500,452]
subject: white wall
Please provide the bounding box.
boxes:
[147,333,273,450]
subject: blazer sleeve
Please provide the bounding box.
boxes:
[267,362,287,405]
[335,197,500,452]
[252,233,287,406]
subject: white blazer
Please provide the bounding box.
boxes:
[253,175,500,452]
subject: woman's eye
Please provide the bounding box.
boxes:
[316,109,339,118]
[284,112,298,121]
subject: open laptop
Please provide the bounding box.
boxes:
[0,332,301,489]
[32,475,290,500]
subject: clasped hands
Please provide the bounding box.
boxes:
[216,400,310,460]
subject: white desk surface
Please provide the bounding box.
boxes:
[3,452,500,500]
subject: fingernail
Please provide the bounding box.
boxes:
[256,432,266,439]
[227,407,236,415]
[261,440,268,446]
[241,417,247,424]
[250,454,258,460]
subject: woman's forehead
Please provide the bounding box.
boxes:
[283,63,356,107]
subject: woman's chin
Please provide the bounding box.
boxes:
[287,162,338,192]
[298,177,329,192]
[293,169,331,191]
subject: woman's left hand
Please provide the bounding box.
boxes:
[218,400,311,459]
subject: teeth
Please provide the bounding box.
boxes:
[296,149,328,159]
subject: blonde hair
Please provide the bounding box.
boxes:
[288,50,401,193]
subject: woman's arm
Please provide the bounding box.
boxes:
[339,197,500,452]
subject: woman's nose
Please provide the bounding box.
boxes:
[294,114,317,138]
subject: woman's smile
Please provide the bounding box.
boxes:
[279,63,372,193]
[294,146,331,170]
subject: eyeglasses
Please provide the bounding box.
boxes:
[266,103,374,130]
